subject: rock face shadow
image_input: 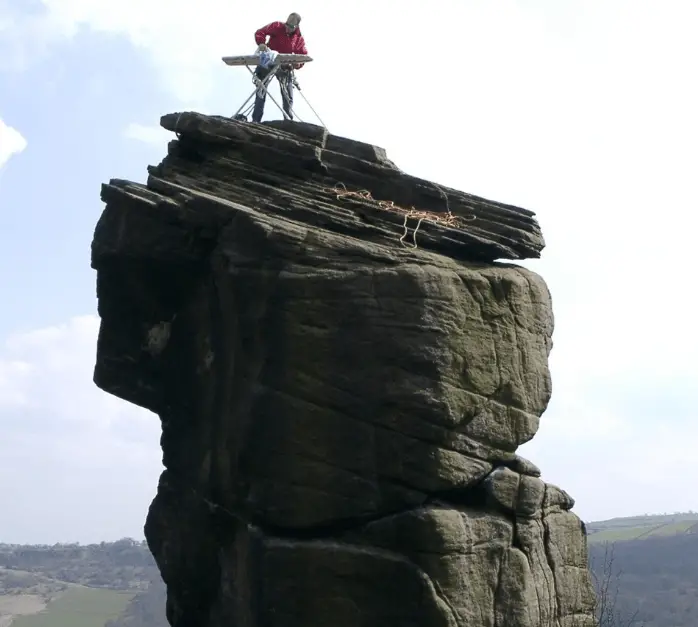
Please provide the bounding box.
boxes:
[92,113,596,627]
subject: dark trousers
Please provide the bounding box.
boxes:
[252,66,294,122]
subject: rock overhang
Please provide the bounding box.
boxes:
[95,111,544,266]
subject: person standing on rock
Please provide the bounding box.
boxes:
[252,12,308,123]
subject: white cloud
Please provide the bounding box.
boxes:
[0,316,162,544]
[0,116,27,169]
[123,122,171,147]
[518,289,698,521]
[520,411,698,521]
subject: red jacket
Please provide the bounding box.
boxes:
[254,21,308,68]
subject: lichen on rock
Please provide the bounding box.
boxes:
[91,112,596,627]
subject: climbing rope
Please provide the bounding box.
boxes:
[327,182,475,249]
[293,75,327,128]
[399,213,424,249]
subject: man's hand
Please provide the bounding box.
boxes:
[257,43,269,52]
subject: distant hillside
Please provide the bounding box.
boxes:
[586,512,698,544]
[0,539,162,627]
[0,539,157,590]
[1,513,698,627]
[588,533,698,626]
[105,578,167,627]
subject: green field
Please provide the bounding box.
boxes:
[11,587,135,627]
[586,513,698,544]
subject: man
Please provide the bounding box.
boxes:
[252,12,308,123]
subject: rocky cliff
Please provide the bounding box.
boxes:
[91,113,596,627]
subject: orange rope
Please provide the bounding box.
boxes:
[328,182,478,248]
[327,182,475,229]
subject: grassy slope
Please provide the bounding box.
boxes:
[586,512,698,544]
[10,587,134,627]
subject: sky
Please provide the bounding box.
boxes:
[0,0,696,544]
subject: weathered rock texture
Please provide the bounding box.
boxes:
[92,113,596,627]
